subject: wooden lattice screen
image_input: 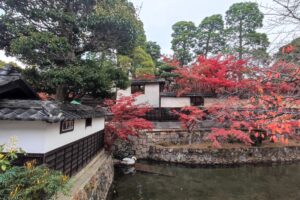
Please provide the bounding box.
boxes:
[44,130,104,176]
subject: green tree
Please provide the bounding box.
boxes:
[0,60,6,68]
[245,32,270,64]
[195,14,225,57]
[157,63,177,80]
[171,21,197,65]
[0,59,23,71]
[23,57,129,100]
[146,41,161,64]
[225,2,269,60]
[132,46,155,77]
[117,46,156,78]
[0,0,142,100]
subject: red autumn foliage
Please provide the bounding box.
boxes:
[282,44,295,54]
[104,93,153,149]
[173,106,206,145]
[173,55,256,96]
[171,55,300,148]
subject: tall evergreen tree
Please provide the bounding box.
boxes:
[225,2,269,60]
[171,21,196,65]
[146,41,161,65]
[195,14,225,58]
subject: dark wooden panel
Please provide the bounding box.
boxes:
[44,130,104,176]
[144,108,180,121]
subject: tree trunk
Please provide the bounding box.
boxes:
[56,84,66,101]
[239,20,243,60]
[205,36,211,58]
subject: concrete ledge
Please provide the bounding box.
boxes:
[149,145,300,165]
[58,150,114,200]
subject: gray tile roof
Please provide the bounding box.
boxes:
[131,78,166,85]
[160,92,214,97]
[0,100,105,123]
[0,65,39,99]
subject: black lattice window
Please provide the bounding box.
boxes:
[60,120,74,134]
[131,85,145,94]
[85,118,92,127]
[190,96,204,106]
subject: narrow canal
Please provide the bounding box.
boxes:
[111,162,300,200]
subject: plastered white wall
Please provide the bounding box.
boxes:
[44,117,104,153]
[117,83,160,107]
[0,117,105,154]
[161,97,191,108]
[0,120,46,154]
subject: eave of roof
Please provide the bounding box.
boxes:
[131,78,166,85]
[0,65,39,100]
[0,100,105,123]
[160,92,215,97]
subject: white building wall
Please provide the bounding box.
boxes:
[44,117,105,153]
[0,120,46,154]
[161,97,191,108]
[117,83,160,107]
[117,87,131,97]
[0,117,105,154]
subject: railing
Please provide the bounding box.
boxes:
[44,131,104,176]
[163,83,214,95]
[143,107,300,122]
[144,108,180,121]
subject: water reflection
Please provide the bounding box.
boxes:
[112,162,300,200]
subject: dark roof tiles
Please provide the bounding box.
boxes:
[131,78,166,85]
[0,100,105,123]
[0,65,39,99]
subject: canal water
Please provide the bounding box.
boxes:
[112,162,300,200]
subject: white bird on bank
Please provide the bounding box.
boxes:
[120,156,137,165]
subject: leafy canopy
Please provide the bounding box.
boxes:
[168,54,300,148]
[104,94,153,149]
[195,14,225,57]
[146,41,161,64]
[171,21,197,65]
[225,2,269,60]
[0,0,144,100]
[0,0,141,66]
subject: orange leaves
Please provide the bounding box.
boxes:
[164,54,300,148]
[270,135,289,145]
[282,44,295,54]
[104,94,153,149]
[173,55,251,96]
[208,128,253,148]
[173,106,205,132]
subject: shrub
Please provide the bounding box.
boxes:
[0,161,69,200]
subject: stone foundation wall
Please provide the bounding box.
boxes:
[58,150,114,200]
[113,129,209,159]
[149,145,300,165]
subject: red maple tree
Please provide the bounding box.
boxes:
[172,55,255,96]
[170,55,300,148]
[173,106,206,145]
[104,93,153,149]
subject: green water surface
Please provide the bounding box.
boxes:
[112,162,300,200]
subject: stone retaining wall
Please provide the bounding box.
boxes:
[149,145,300,165]
[113,129,209,159]
[58,150,114,200]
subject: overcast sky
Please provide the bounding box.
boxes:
[0,0,298,65]
[130,0,297,54]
